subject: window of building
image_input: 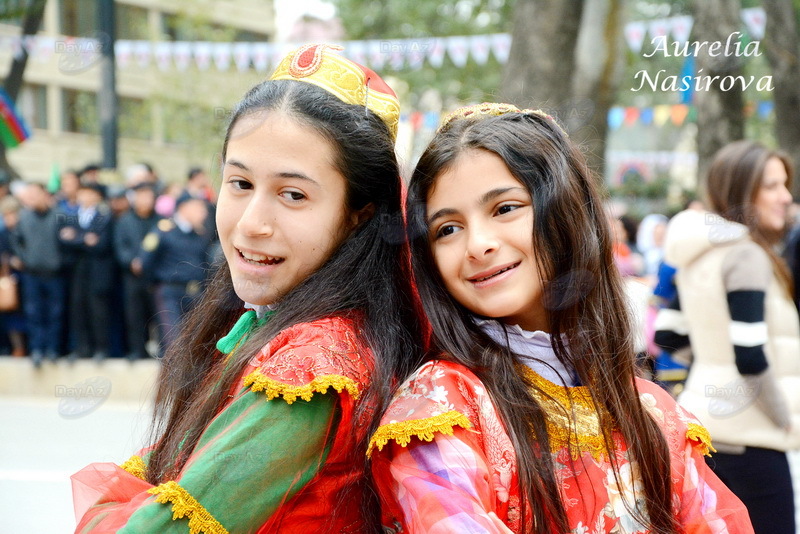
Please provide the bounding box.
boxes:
[117,4,149,40]
[59,0,96,37]
[119,97,150,140]
[17,84,47,130]
[62,88,98,135]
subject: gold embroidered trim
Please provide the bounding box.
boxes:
[517,365,610,460]
[119,455,146,480]
[366,410,472,457]
[243,369,360,404]
[147,481,228,534]
[686,423,716,457]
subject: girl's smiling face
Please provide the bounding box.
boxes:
[426,149,548,332]
[217,111,359,306]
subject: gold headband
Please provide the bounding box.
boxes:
[270,44,400,139]
[439,102,567,136]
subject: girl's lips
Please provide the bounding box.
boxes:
[468,262,520,288]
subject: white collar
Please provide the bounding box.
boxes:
[474,317,578,387]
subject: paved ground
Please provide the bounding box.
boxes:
[0,396,152,534]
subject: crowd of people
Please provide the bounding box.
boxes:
[0,163,218,365]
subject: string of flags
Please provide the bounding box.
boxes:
[607,100,774,130]
[0,33,512,73]
[400,100,776,136]
[624,6,766,54]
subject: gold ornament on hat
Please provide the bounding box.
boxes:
[270,44,400,139]
[439,102,567,136]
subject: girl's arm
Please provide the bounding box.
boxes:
[373,428,513,534]
[74,390,336,533]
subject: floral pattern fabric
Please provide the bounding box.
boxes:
[370,360,753,534]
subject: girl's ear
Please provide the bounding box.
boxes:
[348,203,376,231]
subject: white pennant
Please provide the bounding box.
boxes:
[173,41,192,71]
[155,42,173,71]
[34,36,55,63]
[115,40,133,69]
[407,40,427,70]
[427,38,446,68]
[490,33,511,64]
[389,41,404,70]
[233,42,252,72]
[670,15,693,45]
[213,42,232,71]
[741,7,766,40]
[624,21,647,53]
[648,18,671,40]
[446,36,470,67]
[469,35,490,65]
[251,43,271,72]
[347,40,367,66]
[193,42,212,71]
[367,40,386,70]
[134,40,151,68]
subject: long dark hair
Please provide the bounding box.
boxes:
[406,112,676,533]
[145,80,424,529]
[705,139,794,295]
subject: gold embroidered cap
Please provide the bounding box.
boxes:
[270,44,400,139]
[439,102,566,136]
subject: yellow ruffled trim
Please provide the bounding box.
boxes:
[686,422,716,457]
[367,410,472,457]
[243,369,360,404]
[119,455,146,480]
[147,481,228,534]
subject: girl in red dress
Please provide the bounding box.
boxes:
[369,103,753,533]
[72,44,423,534]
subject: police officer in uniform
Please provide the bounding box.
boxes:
[137,196,213,355]
[113,182,160,360]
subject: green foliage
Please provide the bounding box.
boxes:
[330,0,514,105]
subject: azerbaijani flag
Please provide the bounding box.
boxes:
[0,88,31,148]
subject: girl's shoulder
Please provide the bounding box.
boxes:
[242,315,373,405]
[634,378,715,457]
[368,359,489,456]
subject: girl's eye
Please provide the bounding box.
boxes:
[280,190,306,202]
[435,225,459,239]
[496,204,519,215]
[227,178,252,190]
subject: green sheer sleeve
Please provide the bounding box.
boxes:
[117,389,336,533]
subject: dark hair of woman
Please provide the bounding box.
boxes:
[705,139,794,295]
[405,112,677,533]
[145,79,424,528]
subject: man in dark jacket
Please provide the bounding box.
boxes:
[59,183,114,361]
[12,183,64,365]
[113,183,160,360]
[137,197,213,354]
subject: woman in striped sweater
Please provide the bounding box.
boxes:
[656,140,799,534]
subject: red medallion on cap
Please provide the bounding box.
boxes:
[288,44,344,78]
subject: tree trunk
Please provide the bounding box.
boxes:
[691,0,745,186]
[0,0,48,181]
[501,0,584,112]
[501,0,623,182]
[762,0,800,198]
[570,0,625,177]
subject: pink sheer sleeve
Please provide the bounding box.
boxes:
[377,427,513,534]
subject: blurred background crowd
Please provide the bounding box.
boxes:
[0,162,217,364]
